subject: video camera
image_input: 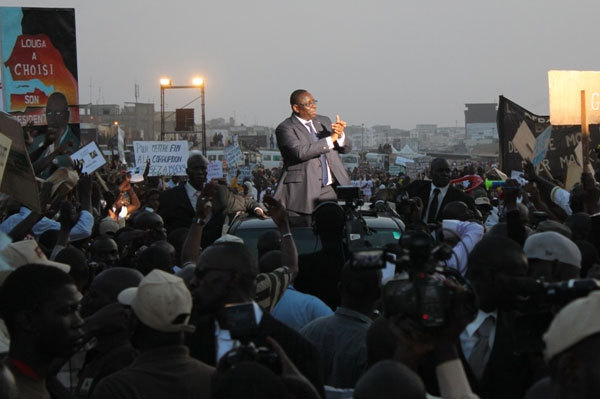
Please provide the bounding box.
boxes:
[504,278,600,354]
[219,303,281,375]
[382,231,470,328]
[335,185,373,251]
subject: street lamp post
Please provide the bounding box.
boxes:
[159,77,206,155]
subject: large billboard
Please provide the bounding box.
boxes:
[0,7,79,133]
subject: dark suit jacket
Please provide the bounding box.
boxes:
[460,311,535,399]
[274,113,351,214]
[407,180,475,222]
[158,183,264,243]
[187,312,325,397]
[158,184,194,234]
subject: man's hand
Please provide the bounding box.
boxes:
[523,182,541,204]
[502,178,521,205]
[254,207,268,219]
[263,195,288,225]
[331,115,346,142]
[201,181,217,201]
[78,173,91,193]
[57,200,78,232]
[84,303,130,338]
[195,196,212,220]
[522,160,538,182]
[118,173,132,192]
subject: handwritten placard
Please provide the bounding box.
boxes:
[133,141,189,176]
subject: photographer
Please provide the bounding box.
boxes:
[187,241,325,397]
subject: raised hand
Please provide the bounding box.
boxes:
[263,195,288,225]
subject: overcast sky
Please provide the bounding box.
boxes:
[2,0,598,129]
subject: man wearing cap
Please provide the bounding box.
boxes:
[92,269,213,399]
[539,291,600,398]
[524,231,581,282]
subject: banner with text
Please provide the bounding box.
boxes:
[497,96,600,182]
[133,141,189,176]
[0,7,79,136]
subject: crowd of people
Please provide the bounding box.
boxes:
[0,100,600,399]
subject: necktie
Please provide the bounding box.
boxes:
[306,121,329,185]
[427,188,441,224]
[468,315,495,380]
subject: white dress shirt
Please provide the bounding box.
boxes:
[185,182,201,210]
[423,183,449,222]
[460,309,497,362]
[294,115,346,186]
[215,302,264,362]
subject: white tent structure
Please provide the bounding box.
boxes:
[397,144,425,160]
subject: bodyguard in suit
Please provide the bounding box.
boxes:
[158,151,266,244]
[407,158,475,224]
[274,89,351,215]
[459,236,536,399]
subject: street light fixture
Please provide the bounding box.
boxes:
[160,76,207,156]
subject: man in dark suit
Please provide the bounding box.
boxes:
[274,89,351,216]
[187,241,325,397]
[459,236,536,399]
[158,151,266,244]
[407,158,475,224]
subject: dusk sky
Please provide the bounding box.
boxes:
[2,0,598,129]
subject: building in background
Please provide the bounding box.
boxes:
[465,103,497,140]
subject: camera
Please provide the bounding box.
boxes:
[503,277,600,354]
[336,185,361,203]
[219,303,281,375]
[382,232,466,328]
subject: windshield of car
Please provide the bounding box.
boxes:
[232,225,401,258]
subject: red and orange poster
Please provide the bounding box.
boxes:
[0,7,79,130]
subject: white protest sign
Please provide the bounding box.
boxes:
[549,70,600,125]
[510,170,528,186]
[133,141,189,176]
[206,161,223,181]
[224,142,243,167]
[70,141,107,174]
[239,165,252,180]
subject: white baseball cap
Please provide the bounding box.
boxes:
[118,269,196,333]
[543,290,600,361]
[523,231,581,268]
